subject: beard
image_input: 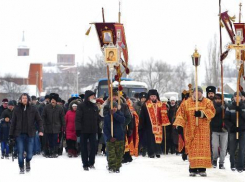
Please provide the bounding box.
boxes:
[152,99,157,103]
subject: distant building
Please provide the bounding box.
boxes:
[0,31,43,99]
[57,45,75,66]
[18,31,29,56]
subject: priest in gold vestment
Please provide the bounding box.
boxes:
[174,86,215,177]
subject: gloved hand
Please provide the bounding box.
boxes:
[194,111,202,117]
[177,127,183,134]
[110,138,116,142]
[76,130,81,137]
[236,106,242,113]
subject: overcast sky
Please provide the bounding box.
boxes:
[0,0,243,81]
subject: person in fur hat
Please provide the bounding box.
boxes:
[42,93,65,158]
[206,86,216,101]
[139,89,170,158]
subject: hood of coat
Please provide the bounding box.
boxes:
[68,99,82,111]
[84,90,95,102]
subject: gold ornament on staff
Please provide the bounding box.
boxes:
[227,34,245,139]
[191,48,201,126]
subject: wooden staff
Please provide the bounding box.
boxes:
[219,0,225,120]
[118,65,121,106]
[118,1,121,23]
[192,48,201,126]
[236,75,240,139]
[102,8,105,23]
[195,66,198,126]
[107,66,114,137]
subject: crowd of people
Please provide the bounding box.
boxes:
[0,85,245,177]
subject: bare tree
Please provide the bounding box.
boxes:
[1,74,27,100]
[205,34,220,86]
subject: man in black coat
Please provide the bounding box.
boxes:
[224,92,245,172]
[42,93,65,158]
[9,93,43,174]
[0,98,8,117]
[75,90,100,171]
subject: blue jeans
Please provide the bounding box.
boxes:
[1,142,9,155]
[47,133,58,150]
[33,131,41,154]
[16,134,34,168]
[229,132,245,170]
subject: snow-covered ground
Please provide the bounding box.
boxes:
[0,153,244,182]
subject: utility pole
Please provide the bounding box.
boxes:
[36,71,39,96]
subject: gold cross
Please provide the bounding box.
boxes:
[228,35,245,68]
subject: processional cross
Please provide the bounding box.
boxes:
[228,35,245,69]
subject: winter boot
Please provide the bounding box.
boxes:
[108,168,114,173]
[156,155,161,158]
[199,172,207,177]
[54,147,59,158]
[72,150,78,158]
[89,165,95,169]
[142,148,146,157]
[1,151,5,159]
[26,162,31,172]
[219,164,225,169]
[83,167,89,171]
[20,167,25,174]
[212,160,217,168]
[189,172,196,177]
[5,154,9,159]
[13,152,17,159]
[115,168,120,173]
[67,150,72,158]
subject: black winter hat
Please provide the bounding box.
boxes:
[84,90,95,101]
[50,93,59,102]
[214,94,222,100]
[139,92,147,99]
[147,89,160,101]
[31,95,37,101]
[2,98,8,103]
[45,95,50,99]
[206,86,216,97]
[8,100,14,106]
[57,97,62,103]
[79,94,85,100]
[12,100,17,106]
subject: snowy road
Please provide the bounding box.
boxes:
[0,154,244,182]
